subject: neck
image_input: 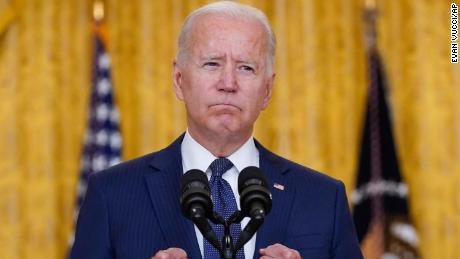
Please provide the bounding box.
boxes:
[187,127,252,157]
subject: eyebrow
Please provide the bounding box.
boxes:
[199,55,223,62]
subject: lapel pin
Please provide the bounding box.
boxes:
[273,183,285,191]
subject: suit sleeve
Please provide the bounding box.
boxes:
[331,182,363,259]
[70,175,114,259]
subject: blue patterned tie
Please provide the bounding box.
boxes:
[204,158,244,259]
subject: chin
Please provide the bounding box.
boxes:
[206,119,239,134]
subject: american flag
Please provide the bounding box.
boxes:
[75,28,122,217]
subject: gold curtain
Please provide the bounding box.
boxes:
[0,0,93,258]
[0,0,459,258]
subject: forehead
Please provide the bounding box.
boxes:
[189,14,268,59]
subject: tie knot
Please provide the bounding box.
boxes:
[209,157,233,178]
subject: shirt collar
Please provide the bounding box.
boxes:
[227,136,259,172]
[181,130,259,173]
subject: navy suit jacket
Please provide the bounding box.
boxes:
[70,135,363,259]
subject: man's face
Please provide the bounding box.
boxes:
[173,14,275,141]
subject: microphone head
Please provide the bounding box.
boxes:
[180,169,213,219]
[238,166,269,193]
[180,169,209,191]
[238,166,272,218]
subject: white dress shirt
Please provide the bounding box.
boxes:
[181,131,259,259]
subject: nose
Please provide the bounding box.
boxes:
[219,64,237,92]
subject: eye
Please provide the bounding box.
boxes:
[239,65,255,73]
[203,61,219,69]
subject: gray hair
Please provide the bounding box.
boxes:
[176,1,276,74]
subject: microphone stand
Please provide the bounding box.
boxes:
[208,210,263,259]
[208,212,235,259]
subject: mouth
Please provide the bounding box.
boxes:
[210,103,241,111]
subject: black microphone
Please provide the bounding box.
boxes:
[180,169,221,251]
[238,166,272,219]
[180,169,212,219]
[235,166,272,251]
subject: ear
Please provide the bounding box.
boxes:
[172,60,184,100]
[261,73,275,110]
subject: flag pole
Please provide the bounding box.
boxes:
[363,0,377,52]
[93,0,105,23]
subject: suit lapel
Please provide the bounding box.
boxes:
[144,135,202,259]
[253,141,296,258]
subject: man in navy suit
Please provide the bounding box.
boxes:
[70,1,363,258]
